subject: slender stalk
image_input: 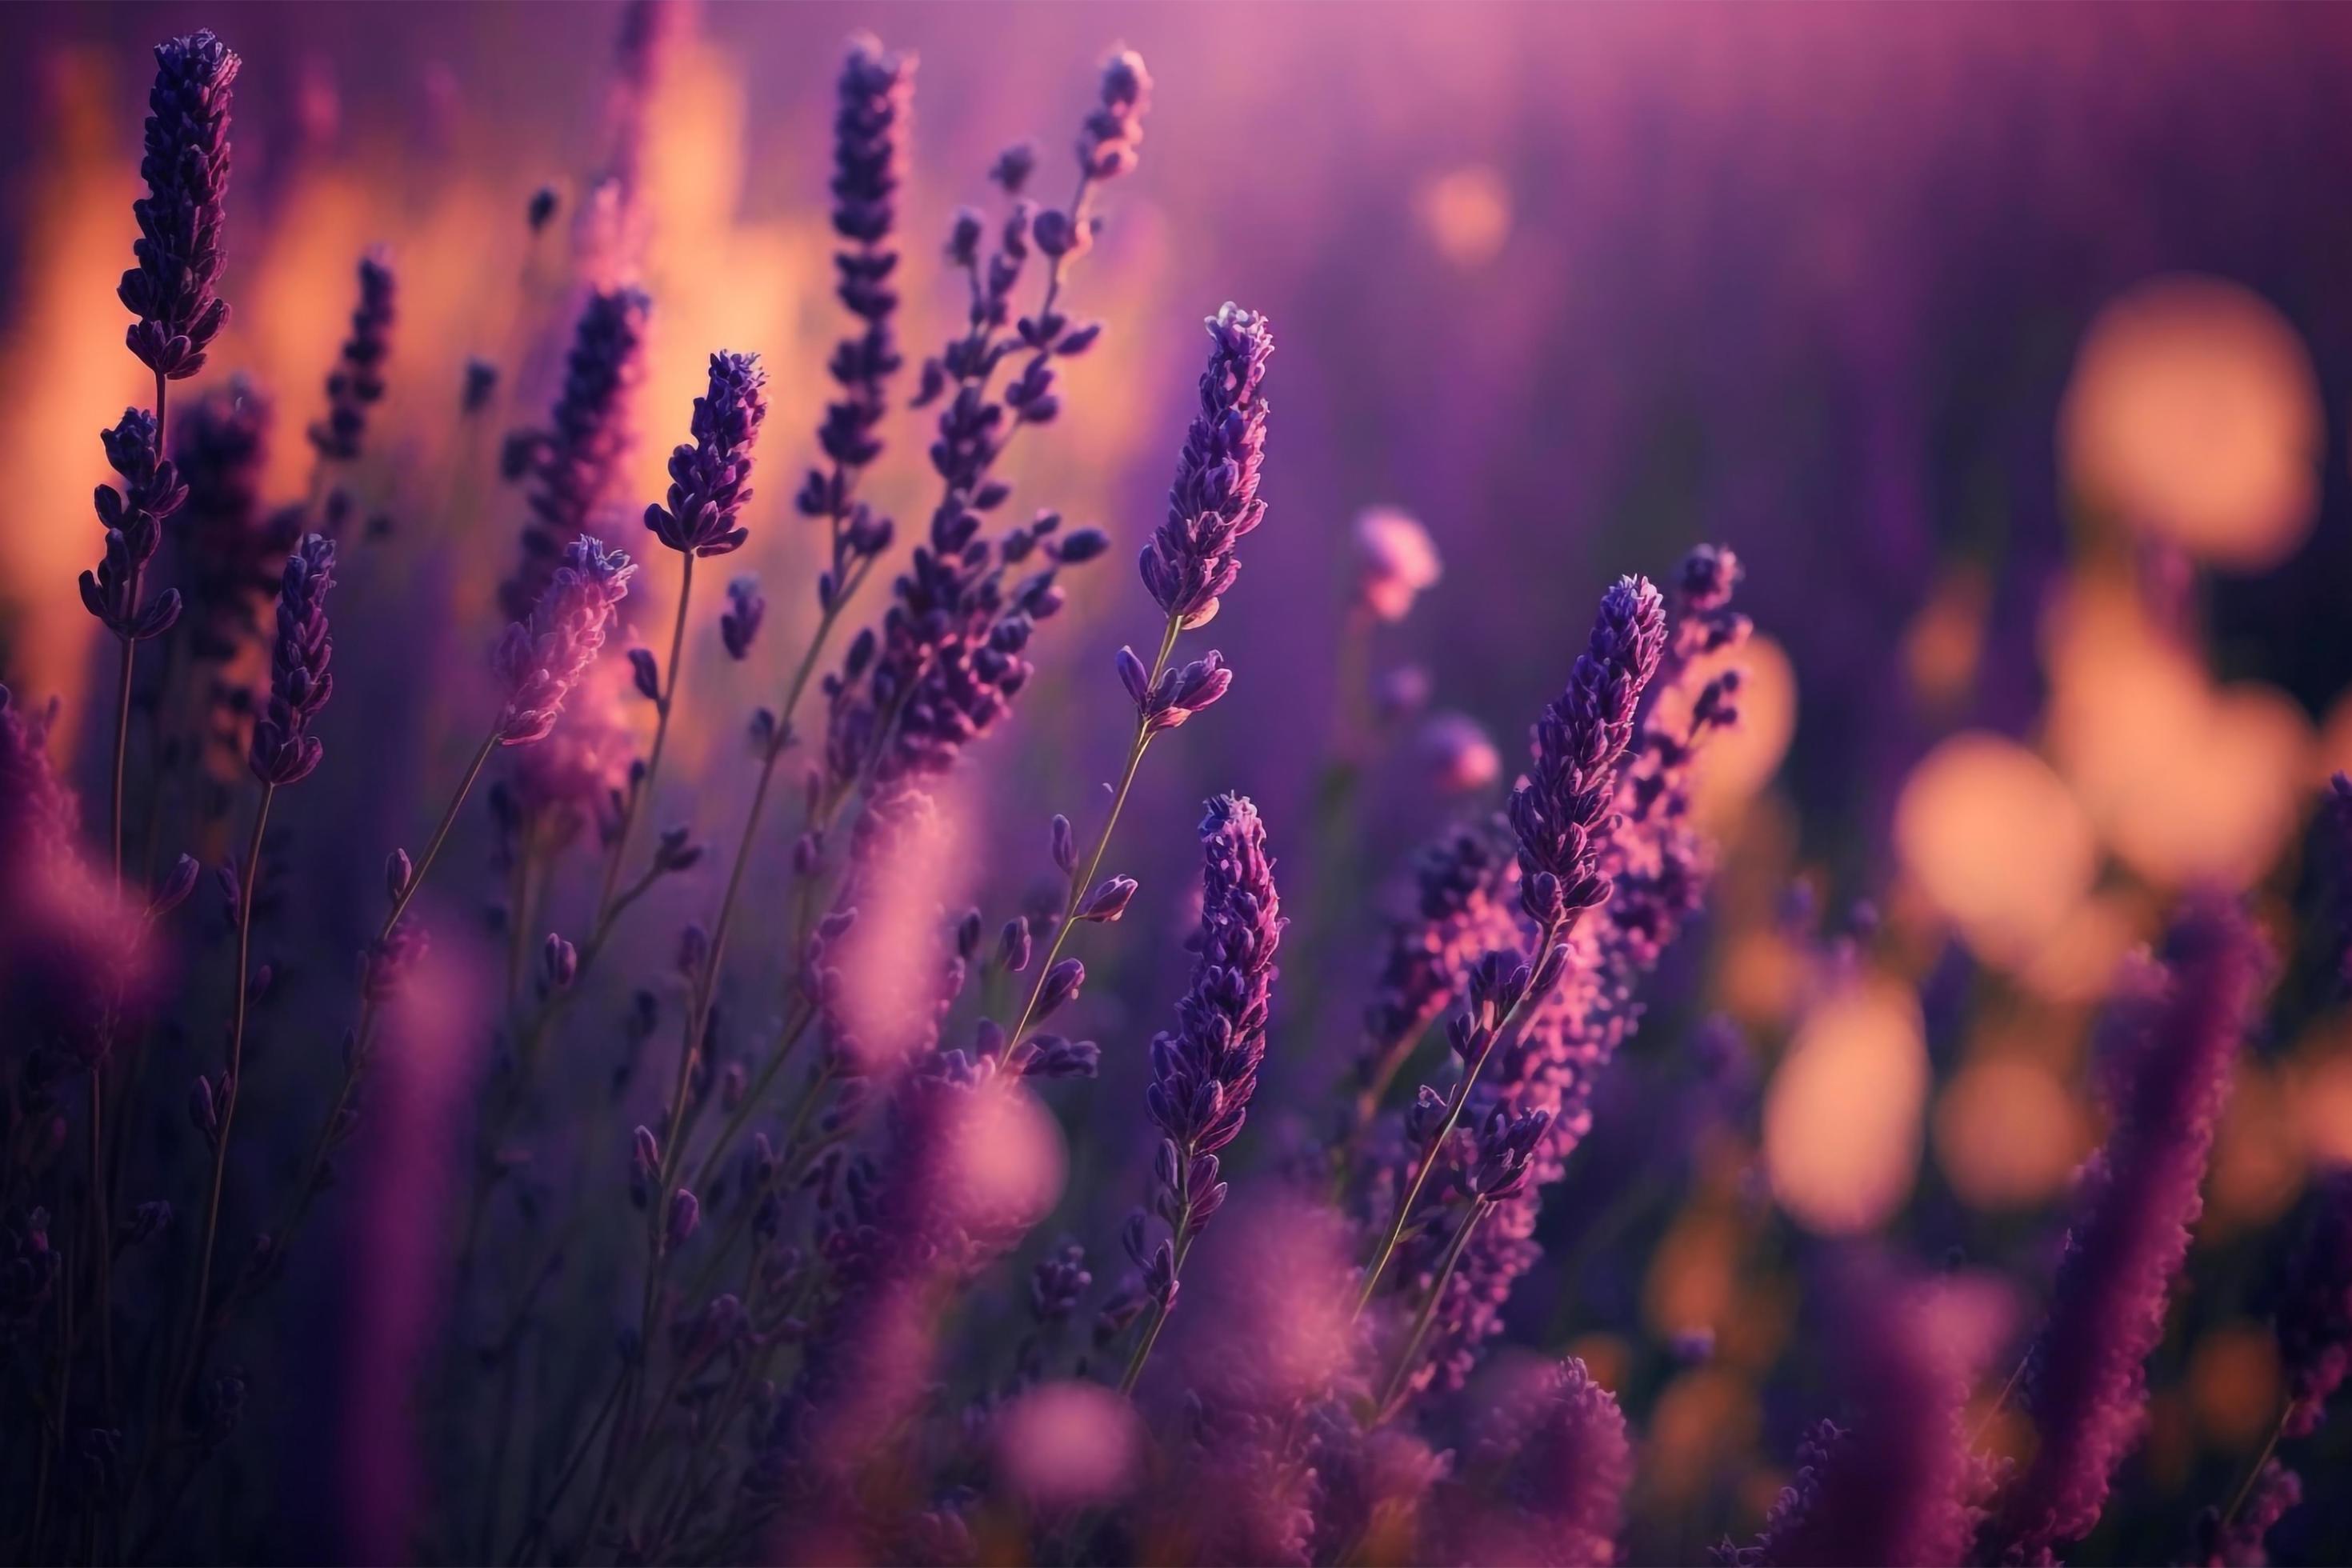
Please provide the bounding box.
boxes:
[166,782,274,1430]
[86,1072,110,1414]
[2218,1405,2292,1532]
[1002,610,1184,1051]
[1375,1198,1489,1416]
[1353,915,1562,1316]
[597,552,694,916]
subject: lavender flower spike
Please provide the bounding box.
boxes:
[495,535,638,746]
[308,250,396,462]
[1138,304,1274,630]
[2276,1167,2352,1438]
[1509,574,1667,928]
[1120,793,1284,1389]
[247,534,337,786]
[82,409,189,641]
[645,351,768,556]
[120,30,240,380]
[1982,897,2266,1562]
[501,286,650,621]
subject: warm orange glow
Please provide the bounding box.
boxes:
[1894,732,2095,969]
[1416,165,1513,269]
[1934,1052,2089,1210]
[2043,578,2311,890]
[1683,634,1796,826]
[1763,974,1928,1235]
[2061,274,2323,570]
[2187,1321,2283,1450]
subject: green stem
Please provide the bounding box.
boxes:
[2218,1405,2292,1532]
[1353,916,1562,1317]
[1002,611,1183,1052]
[1375,1198,1489,1416]
[596,552,694,917]
[166,782,274,1434]
[1116,1219,1194,1397]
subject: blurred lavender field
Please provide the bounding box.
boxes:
[5,2,2352,1563]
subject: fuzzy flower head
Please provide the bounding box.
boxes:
[501,286,650,622]
[120,30,240,378]
[646,350,767,556]
[1078,46,1152,182]
[1988,897,2266,1561]
[247,533,337,786]
[1134,794,1285,1295]
[1139,304,1274,630]
[1444,1356,1633,1568]
[1354,506,1442,622]
[495,535,637,745]
[307,249,396,462]
[1508,575,1668,928]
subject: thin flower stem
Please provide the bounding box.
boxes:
[508,1363,627,1566]
[1375,1198,1490,1417]
[385,725,504,938]
[86,1072,110,1414]
[166,782,274,1436]
[1116,1219,1194,1396]
[1003,610,1184,1050]
[109,630,136,894]
[1353,916,1562,1317]
[2219,1404,2291,1532]
[597,552,694,917]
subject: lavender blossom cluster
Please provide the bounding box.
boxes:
[3,16,2344,1568]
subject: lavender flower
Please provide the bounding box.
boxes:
[1130,795,1285,1318]
[804,37,911,502]
[119,30,240,380]
[1354,825,1516,1119]
[1077,47,1153,183]
[1720,1265,1997,1567]
[645,350,767,556]
[1441,1357,1632,1568]
[500,286,650,622]
[307,250,396,462]
[1138,304,1274,630]
[246,534,337,786]
[81,409,188,641]
[720,574,766,661]
[2193,1462,2302,1568]
[495,535,638,745]
[1370,550,1743,1396]
[1982,898,2267,1562]
[1,687,75,862]
[2275,1167,2352,1438]
[1508,574,1667,929]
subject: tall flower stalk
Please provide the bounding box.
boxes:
[166,533,336,1446]
[1000,301,1273,1057]
[1118,793,1285,1393]
[1354,574,1666,1314]
[1980,897,2266,1562]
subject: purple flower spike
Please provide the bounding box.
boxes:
[1983,898,2267,1562]
[720,574,766,661]
[1078,47,1153,182]
[1442,1357,1631,1568]
[308,249,396,462]
[82,409,190,641]
[810,34,912,491]
[2276,1168,2352,1438]
[501,286,650,622]
[120,30,240,379]
[1508,575,1667,928]
[1136,794,1284,1298]
[646,350,767,556]
[1139,304,1274,630]
[246,534,337,786]
[495,535,638,746]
